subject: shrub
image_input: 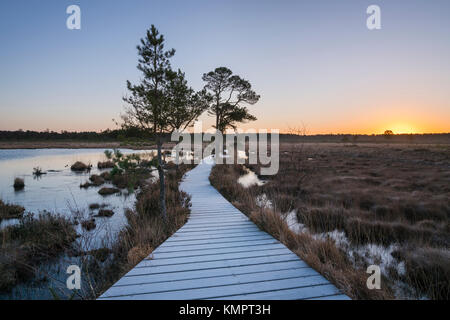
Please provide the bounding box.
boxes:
[81,218,96,231]
[71,161,89,172]
[92,164,192,297]
[393,247,450,299]
[32,167,46,176]
[96,209,114,217]
[98,187,120,196]
[98,161,114,169]
[0,213,76,292]
[89,174,105,186]
[0,200,25,220]
[13,178,25,190]
[100,171,111,181]
[89,203,100,210]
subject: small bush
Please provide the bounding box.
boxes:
[71,161,89,172]
[393,247,450,299]
[32,167,46,176]
[89,174,105,186]
[0,199,25,220]
[100,171,111,181]
[13,178,25,191]
[89,203,100,210]
[92,164,192,297]
[81,218,96,231]
[98,187,120,196]
[98,161,114,169]
[96,209,114,217]
[0,213,76,292]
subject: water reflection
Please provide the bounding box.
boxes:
[0,148,153,300]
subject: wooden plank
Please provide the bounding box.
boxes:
[137,249,295,268]
[165,233,271,243]
[169,229,263,240]
[125,254,300,277]
[308,294,351,300]
[100,268,321,298]
[177,225,257,233]
[100,275,330,300]
[158,234,274,247]
[153,238,280,253]
[149,242,286,259]
[177,224,259,233]
[99,156,349,300]
[111,261,310,287]
[211,284,343,300]
[177,222,256,230]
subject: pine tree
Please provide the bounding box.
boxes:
[202,67,260,133]
[122,25,205,221]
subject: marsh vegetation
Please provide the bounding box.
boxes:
[210,142,450,299]
[0,148,170,299]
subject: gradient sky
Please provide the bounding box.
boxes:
[0,0,449,134]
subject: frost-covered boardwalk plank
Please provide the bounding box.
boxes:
[99,157,349,300]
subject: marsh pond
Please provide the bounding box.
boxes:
[0,148,157,299]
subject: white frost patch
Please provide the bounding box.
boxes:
[256,193,272,209]
[313,230,350,250]
[280,209,415,298]
[254,190,422,299]
[284,210,308,234]
[238,167,266,188]
[353,243,400,275]
[397,261,406,276]
[312,229,402,276]
[145,166,160,184]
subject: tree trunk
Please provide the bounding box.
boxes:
[157,138,167,223]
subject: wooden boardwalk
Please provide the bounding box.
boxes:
[99,157,349,300]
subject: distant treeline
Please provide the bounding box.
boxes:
[279,133,450,144]
[0,128,152,141]
[0,130,448,144]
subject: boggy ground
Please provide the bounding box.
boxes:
[90,164,193,298]
[0,213,77,292]
[210,142,450,299]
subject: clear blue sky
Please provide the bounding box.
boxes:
[1,0,449,133]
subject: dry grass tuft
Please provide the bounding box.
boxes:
[209,142,450,299]
[92,165,193,297]
[0,212,77,292]
[0,199,25,220]
[13,178,25,190]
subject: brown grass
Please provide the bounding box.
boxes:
[0,213,77,292]
[210,163,392,299]
[209,142,450,299]
[92,165,192,297]
[0,200,25,221]
[70,161,90,172]
[13,178,25,191]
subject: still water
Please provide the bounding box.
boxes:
[0,148,153,235]
[0,148,152,299]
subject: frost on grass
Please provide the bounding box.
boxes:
[285,209,419,298]
[284,210,308,234]
[237,168,265,188]
[255,193,272,209]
